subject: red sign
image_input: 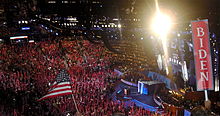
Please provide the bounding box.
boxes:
[191,19,213,91]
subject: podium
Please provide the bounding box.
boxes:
[138,81,165,95]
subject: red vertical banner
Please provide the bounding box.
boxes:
[191,19,213,91]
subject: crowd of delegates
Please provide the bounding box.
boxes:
[0,36,163,116]
[109,38,158,75]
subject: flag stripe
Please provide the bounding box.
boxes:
[57,82,70,85]
[48,88,72,94]
[50,86,71,91]
[38,90,72,101]
[51,82,70,88]
[42,90,72,98]
[45,92,72,99]
[43,90,72,97]
[53,83,71,88]
[38,91,72,101]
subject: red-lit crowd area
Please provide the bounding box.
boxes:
[0,37,162,116]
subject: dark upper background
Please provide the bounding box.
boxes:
[0,0,220,35]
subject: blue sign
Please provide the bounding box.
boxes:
[21,27,30,30]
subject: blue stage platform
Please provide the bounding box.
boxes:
[111,81,161,112]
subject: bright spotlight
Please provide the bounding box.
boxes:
[151,12,172,36]
[118,24,121,28]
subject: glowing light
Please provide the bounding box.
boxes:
[151,12,172,36]
[29,40,35,43]
[118,24,121,28]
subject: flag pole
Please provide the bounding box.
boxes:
[71,91,79,112]
[204,89,208,101]
[63,56,80,114]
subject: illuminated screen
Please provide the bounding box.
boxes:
[10,36,28,40]
[21,27,30,30]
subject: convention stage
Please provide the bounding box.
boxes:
[111,79,164,112]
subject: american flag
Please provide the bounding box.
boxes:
[38,69,72,101]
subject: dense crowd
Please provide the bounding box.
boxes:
[1,33,218,115]
[0,37,162,116]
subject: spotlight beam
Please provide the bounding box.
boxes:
[151,9,173,75]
